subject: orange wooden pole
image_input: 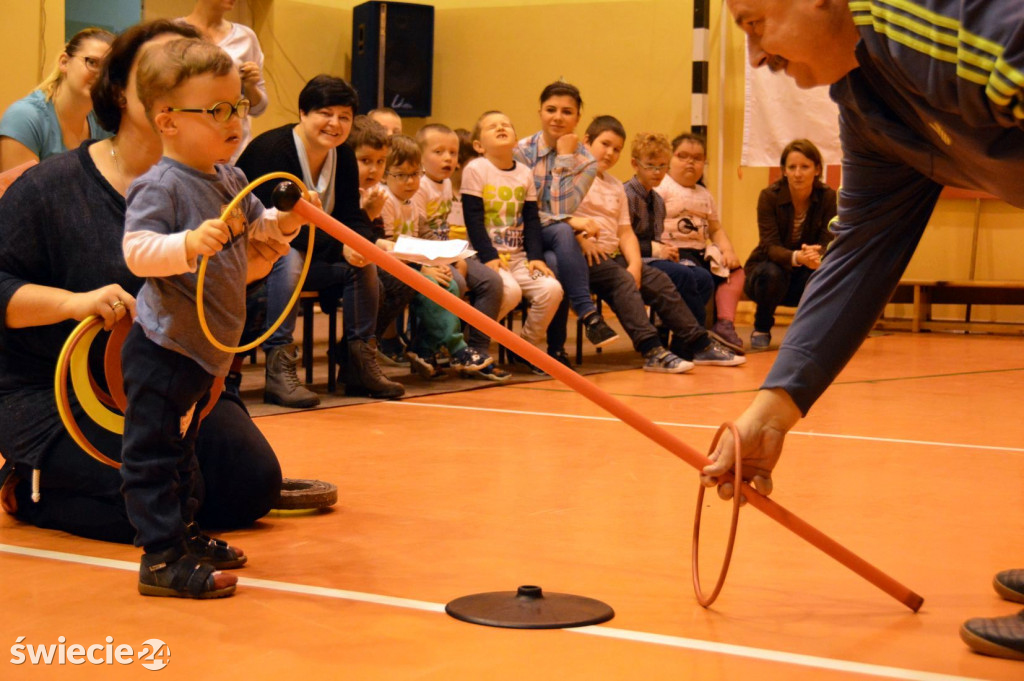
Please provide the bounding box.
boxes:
[291,198,924,612]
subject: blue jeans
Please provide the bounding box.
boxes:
[261,248,379,349]
[542,221,596,351]
[646,258,714,327]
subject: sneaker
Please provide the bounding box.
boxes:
[467,363,512,382]
[643,347,694,374]
[406,350,446,379]
[507,351,547,376]
[711,319,744,352]
[692,338,746,366]
[995,569,1024,604]
[750,331,771,350]
[450,346,494,373]
[548,348,572,368]
[376,336,409,366]
[583,313,619,348]
[960,610,1024,661]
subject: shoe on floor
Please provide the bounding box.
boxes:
[582,313,619,348]
[450,346,494,373]
[960,609,1024,661]
[750,331,771,350]
[995,569,1024,604]
[692,338,746,366]
[264,344,320,408]
[376,336,409,366]
[406,350,446,380]
[643,347,694,374]
[710,319,745,353]
[343,339,406,398]
[548,348,572,369]
[507,351,547,376]
[467,363,512,382]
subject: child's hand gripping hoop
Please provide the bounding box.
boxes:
[691,422,742,607]
[196,172,314,353]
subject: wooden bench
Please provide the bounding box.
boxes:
[878,279,1024,334]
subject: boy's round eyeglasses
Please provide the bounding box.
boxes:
[165,98,251,122]
[387,170,425,181]
[637,162,669,172]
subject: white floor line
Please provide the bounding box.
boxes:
[0,544,986,681]
[389,401,1024,453]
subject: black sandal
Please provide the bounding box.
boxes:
[185,522,247,569]
[138,547,236,599]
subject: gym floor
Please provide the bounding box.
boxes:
[2,329,1022,680]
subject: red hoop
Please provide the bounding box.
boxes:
[691,422,742,608]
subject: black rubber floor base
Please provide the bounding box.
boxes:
[445,585,614,629]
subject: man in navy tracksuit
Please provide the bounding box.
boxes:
[709,0,1024,661]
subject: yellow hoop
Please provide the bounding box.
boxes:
[69,320,124,434]
[196,171,314,353]
[55,316,122,469]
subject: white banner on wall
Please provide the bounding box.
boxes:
[741,50,843,168]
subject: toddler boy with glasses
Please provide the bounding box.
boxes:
[120,39,311,599]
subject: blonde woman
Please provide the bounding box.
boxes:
[0,27,115,171]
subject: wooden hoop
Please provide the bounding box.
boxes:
[691,422,742,608]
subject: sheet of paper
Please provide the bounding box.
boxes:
[391,236,476,266]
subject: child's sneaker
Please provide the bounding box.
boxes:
[507,351,547,375]
[406,350,446,379]
[710,319,745,353]
[468,364,512,382]
[643,347,694,373]
[692,338,746,366]
[376,336,409,366]
[450,346,494,373]
[582,313,619,348]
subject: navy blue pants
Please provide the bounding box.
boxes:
[121,324,214,552]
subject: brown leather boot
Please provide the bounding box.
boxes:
[264,345,320,408]
[343,339,405,398]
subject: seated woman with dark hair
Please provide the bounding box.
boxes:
[743,139,837,350]
[237,74,404,405]
[0,20,284,544]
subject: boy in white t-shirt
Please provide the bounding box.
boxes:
[462,111,563,365]
[571,116,744,369]
[380,134,492,377]
[414,123,505,380]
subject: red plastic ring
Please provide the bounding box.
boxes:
[691,422,743,607]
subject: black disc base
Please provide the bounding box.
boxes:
[445,585,614,629]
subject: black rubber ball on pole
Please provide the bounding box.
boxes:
[272,181,304,212]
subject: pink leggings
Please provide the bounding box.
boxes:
[714,267,745,322]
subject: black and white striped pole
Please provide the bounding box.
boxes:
[692,0,710,137]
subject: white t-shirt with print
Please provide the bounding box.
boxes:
[380,184,422,239]
[573,171,631,254]
[412,175,453,239]
[654,174,717,252]
[460,157,536,255]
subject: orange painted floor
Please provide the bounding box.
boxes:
[2,331,1022,680]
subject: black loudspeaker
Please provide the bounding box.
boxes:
[351,2,434,118]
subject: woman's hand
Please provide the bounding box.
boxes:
[62,284,136,330]
[721,247,741,270]
[699,389,801,502]
[344,244,369,268]
[246,238,290,283]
